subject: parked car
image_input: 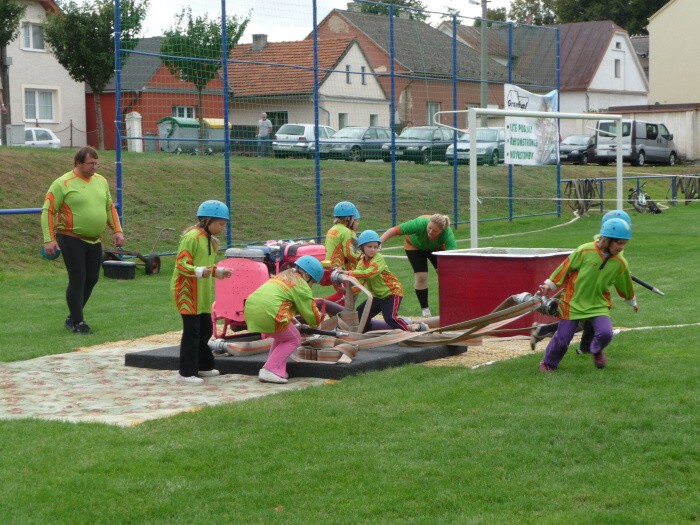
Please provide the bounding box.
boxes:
[595,119,678,166]
[271,123,337,158]
[380,126,457,164]
[312,126,393,161]
[24,127,61,148]
[446,127,505,166]
[559,134,595,165]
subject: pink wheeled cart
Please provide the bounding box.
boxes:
[211,242,327,339]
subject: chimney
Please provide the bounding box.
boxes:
[347,2,362,12]
[252,34,268,51]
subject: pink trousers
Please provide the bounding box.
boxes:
[262,324,301,377]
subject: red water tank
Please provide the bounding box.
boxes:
[436,247,572,334]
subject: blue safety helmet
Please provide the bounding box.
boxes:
[333,201,360,219]
[600,217,632,240]
[295,255,324,283]
[197,200,229,220]
[602,209,631,227]
[357,230,381,247]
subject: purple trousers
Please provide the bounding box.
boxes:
[543,316,613,368]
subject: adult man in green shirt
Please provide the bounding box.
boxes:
[41,147,125,334]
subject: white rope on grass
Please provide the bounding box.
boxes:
[381,211,583,254]
[617,322,700,332]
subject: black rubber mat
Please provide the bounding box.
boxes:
[125,339,468,380]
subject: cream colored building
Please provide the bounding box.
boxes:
[4,0,86,147]
[647,0,700,104]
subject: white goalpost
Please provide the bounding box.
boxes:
[436,108,624,248]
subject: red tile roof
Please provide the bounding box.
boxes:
[228,38,355,97]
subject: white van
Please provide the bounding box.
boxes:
[595,119,678,166]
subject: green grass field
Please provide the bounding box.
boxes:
[1,148,699,523]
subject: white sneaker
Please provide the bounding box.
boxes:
[198,369,220,377]
[258,368,288,384]
[176,374,204,385]
[421,307,432,317]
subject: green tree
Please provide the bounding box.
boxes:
[475,7,508,26]
[555,0,670,34]
[0,0,26,47]
[160,8,249,139]
[508,0,558,25]
[361,0,429,22]
[0,0,27,143]
[43,0,148,150]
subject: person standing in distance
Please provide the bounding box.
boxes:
[41,147,125,334]
[256,112,273,157]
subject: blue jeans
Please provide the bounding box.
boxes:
[257,137,271,157]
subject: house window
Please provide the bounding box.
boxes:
[266,111,288,128]
[339,113,348,129]
[173,106,195,119]
[369,114,378,126]
[345,65,351,84]
[615,42,621,49]
[361,66,367,85]
[427,102,441,126]
[22,23,45,50]
[24,88,55,122]
[614,59,621,79]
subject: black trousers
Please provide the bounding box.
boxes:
[179,313,215,377]
[405,249,438,273]
[56,234,103,324]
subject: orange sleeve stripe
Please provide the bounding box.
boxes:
[45,193,56,240]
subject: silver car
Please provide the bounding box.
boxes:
[272,123,336,158]
[312,126,393,161]
[446,127,505,166]
[24,127,61,148]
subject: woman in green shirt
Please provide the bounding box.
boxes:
[380,214,456,317]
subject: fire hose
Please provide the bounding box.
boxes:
[209,291,550,364]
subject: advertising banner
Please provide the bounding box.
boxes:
[504,84,559,165]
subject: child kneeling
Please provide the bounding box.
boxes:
[339,230,425,333]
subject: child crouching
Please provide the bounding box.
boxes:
[244,256,324,384]
[339,230,425,333]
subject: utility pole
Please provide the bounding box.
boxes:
[470,0,490,127]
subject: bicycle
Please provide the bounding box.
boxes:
[628,182,662,214]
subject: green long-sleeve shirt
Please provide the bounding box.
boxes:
[325,223,359,269]
[345,253,403,300]
[41,170,121,243]
[548,241,635,320]
[171,227,218,315]
[244,271,322,333]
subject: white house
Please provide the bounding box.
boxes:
[227,35,390,130]
[438,20,649,137]
[648,0,699,105]
[4,0,86,147]
[606,0,700,161]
